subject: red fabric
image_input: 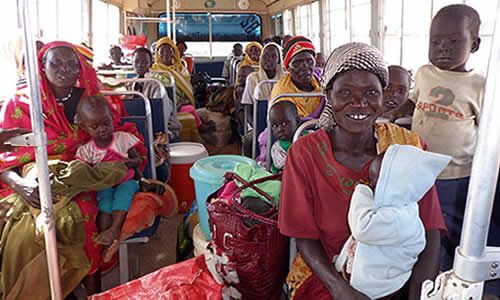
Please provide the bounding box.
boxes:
[293,275,396,300]
[278,129,447,298]
[120,186,178,240]
[123,35,147,50]
[0,41,147,274]
[179,104,202,127]
[284,41,316,70]
[89,255,222,300]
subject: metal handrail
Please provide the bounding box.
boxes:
[102,91,157,180]
[422,2,500,298]
[97,69,137,77]
[249,80,277,159]
[106,78,170,135]
[455,0,500,280]
[17,0,62,298]
[229,57,242,85]
[266,93,325,170]
[292,119,319,143]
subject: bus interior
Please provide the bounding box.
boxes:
[1,0,500,299]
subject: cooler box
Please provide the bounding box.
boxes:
[169,143,208,213]
[190,155,256,239]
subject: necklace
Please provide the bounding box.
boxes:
[56,88,73,103]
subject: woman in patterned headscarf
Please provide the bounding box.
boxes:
[279,42,445,299]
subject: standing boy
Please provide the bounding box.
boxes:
[411,4,500,297]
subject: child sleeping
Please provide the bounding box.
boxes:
[334,144,451,299]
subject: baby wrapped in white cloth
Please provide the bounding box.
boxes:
[335,144,451,299]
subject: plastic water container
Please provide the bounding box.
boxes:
[169,143,208,213]
[190,155,256,239]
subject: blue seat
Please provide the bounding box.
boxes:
[120,116,153,179]
[195,61,225,77]
[123,98,165,135]
[122,99,170,182]
[256,100,269,138]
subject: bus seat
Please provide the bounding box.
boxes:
[121,116,153,179]
[251,99,269,158]
[123,98,166,135]
[194,61,225,77]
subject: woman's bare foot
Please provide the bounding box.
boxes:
[95,227,119,245]
[103,239,120,263]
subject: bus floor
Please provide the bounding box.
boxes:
[70,214,182,299]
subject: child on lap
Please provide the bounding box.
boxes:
[76,96,142,247]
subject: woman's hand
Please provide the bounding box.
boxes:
[14,177,42,209]
[0,170,41,209]
[297,238,370,300]
[333,281,370,300]
[0,128,31,152]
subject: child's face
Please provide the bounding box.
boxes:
[383,68,410,113]
[269,105,299,142]
[429,16,479,72]
[368,154,384,189]
[80,109,114,143]
[316,53,326,69]
[132,52,151,77]
[110,47,122,64]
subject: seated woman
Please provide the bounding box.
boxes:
[150,37,196,117]
[130,47,181,140]
[270,36,324,119]
[241,42,285,126]
[0,41,146,299]
[280,43,446,300]
[240,42,263,70]
[151,37,201,142]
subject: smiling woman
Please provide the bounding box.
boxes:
[280,42,445,300]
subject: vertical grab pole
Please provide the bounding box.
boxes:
[457,1,500,261]
[208,12,213,59]
[172,0,176,43]
[17,0,63,299]
[166,0,171,38]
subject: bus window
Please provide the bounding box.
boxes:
[158,13,262,57]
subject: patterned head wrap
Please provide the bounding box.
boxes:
[321,42,388,90]
[74,43,94,63]
[319,42,388,130]
[283,36,316,70]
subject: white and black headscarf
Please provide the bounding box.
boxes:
[319,42,388,130]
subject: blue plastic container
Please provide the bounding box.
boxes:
[190,155,256,239]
